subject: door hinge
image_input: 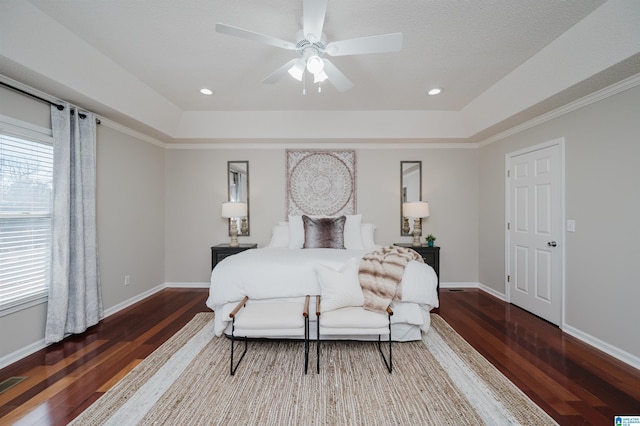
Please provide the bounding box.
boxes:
[507,275,510,282]
[507,222,510,230]
[507,169,510,178]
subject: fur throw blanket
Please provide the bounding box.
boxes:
[358,245,423,313]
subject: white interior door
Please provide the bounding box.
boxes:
[507,141,563,325]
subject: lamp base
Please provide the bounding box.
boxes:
[229,218,239,247]
[412,218,422,247]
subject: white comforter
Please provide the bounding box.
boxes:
[206,248,439,336]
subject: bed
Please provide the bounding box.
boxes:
[206,216,439,341]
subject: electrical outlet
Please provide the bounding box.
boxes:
[124,275,131,286]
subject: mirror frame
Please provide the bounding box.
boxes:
[400,161,422,236]
[227,161,249,236]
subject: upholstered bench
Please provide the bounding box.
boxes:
[228,296,310,375]
[316,296,393,373]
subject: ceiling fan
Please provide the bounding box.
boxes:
[215,0,403,92]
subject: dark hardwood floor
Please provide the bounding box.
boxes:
[1,288,638,425]
[0,289,210,425]
[438,289,640,425]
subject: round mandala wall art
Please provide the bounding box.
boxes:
[286,150,356,216]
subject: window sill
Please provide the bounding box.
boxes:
[0,293,48,318]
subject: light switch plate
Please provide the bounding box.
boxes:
[567,219,576,232]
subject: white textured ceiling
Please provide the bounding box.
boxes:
[1,0,639,143]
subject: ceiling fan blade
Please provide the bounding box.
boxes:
[322,59,354,92]
[326,32,403,56]
[262,59,299,84]
[303,0,327,43]
[216,23,296,50]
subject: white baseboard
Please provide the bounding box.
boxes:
[562,324,640,371]
[440,281,480,289]
[0,283,166,370]
[478,283,506,301]
[0,338,47,371]
[164,282,210,289]
[441,281,507,301]
[102,283,165,318]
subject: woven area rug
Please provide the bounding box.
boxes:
[70,313,556,425]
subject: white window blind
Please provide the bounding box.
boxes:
[0,133,53,313]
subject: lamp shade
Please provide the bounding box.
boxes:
[221,202,247,218]
[403,201,430,218]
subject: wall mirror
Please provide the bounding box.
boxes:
[228,161,249,236]
[400,161,422,235]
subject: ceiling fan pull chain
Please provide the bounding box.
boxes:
[302,72,306,95]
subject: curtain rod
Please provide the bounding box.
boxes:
[0,81,101,124]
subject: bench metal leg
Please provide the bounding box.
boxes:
[316,316,321,374]
[304,314,309,374]
[377,317,393,373]
[230,319,248,376]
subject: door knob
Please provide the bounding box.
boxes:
[547,241,557,247]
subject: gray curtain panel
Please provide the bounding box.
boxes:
[45,104,102,344]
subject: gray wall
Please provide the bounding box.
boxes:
[96,126,165,309]
[164,147,479,285]
[478,84,640,359]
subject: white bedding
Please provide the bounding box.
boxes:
[206,247,439,337]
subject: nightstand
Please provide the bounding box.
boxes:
[211,243,257,270]
[394,243,440,293]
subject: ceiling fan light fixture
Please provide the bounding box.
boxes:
[306,55,324,74]
[288,60,305,81]
[216,1,403,93]
[427,88,442,96]
[314,70,328,83]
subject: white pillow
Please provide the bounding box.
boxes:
[266,223,290,248]
[289,214,364,249]
[361,223,376,249]
[315,258,364,312]
[288,215,305,249]
[343,214,363,249]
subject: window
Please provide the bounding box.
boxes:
[0,132,53,314]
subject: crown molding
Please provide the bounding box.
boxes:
[99,118,167,148]
[477,72,640,148]
[164,141,477,150]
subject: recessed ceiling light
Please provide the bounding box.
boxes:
[427,88,442,96]
[200,88,214,95]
